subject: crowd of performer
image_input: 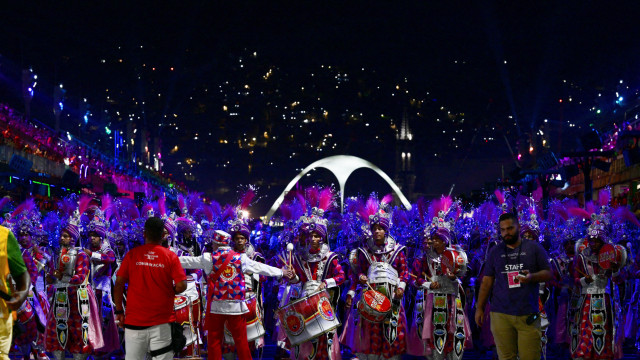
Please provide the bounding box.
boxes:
[1,185,639,360]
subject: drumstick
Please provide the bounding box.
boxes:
[410,273,432,281]
[286,243,294,270]
[575,268,590,278]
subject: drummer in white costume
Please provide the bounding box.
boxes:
[179,229,294,360]
[283,187,345,360]
[222,217,269,359]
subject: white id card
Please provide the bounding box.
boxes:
[507,271,521,288]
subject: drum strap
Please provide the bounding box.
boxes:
[432,294,447,354]
[453,293,465,360]
[570,294,584,355]
[384,298,401,345]
[54,287,70,348]
[414,290,424,339]
[590,293,606,355]
[77,285,91,346]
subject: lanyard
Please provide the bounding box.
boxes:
[503,240,524,267]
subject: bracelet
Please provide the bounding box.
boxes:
[114,309,124,315]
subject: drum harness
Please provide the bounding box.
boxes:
[357,246,404,345]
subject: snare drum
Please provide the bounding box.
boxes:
[276,289,340,346]
[441,247,468,275]
[367,262,399,286]
[17,298,35,324]
[174,295,198,354]
[598,244,616,270]
[357,289,391,323]
[224,294,265,344]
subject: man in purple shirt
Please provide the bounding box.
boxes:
[475,212,551,360]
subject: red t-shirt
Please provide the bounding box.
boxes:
[117,244,187,326]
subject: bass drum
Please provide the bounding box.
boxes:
[175,275,202,357]
[357,289,391,323]
[441,247,468,275]
[276,289,340,346]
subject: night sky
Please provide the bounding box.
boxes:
[2,1,640,213]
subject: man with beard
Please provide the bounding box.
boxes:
[474,212,551,360]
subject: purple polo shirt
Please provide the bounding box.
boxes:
[484,239,550,316]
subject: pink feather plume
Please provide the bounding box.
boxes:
[614,206,640,228]
[306,187,320,209]
[239,187,256,210]
[568,207,592,220]
[158,194,167,217]
[598,189,611,207]
[11,199,35,218]
[532,184,543,202]
[380,193,394,206]
[178,194,186,212]
[358,195,380,220]
[101,194,112,212]
[279,203,293,221]
[416,197,428,223]
[494,189,505,205]
[0,197,10,212]
[318,187,334,211]
[437,195,453,215]
[210,201,221,216]
[296,192,307,213]
[187,192,202,215]
[221,204,236,222]
[201,205,214,222]
[78,195,93,215]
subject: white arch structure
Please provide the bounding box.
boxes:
[265,155,412,220]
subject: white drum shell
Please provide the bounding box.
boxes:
[276,290,340,346]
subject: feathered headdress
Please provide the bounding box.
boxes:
[87,195,113,238]
[10,198,37,235]
[60,194,88,241]
[568,190,612,243]
[227,186,257,239]
[296,186,335,240]
[473,200,500,241]
[427,195,460,244]
[358,193,394,233]
[517,195,541,240]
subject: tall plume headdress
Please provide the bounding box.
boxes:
[227,186,258,242]
[296,186,335,241]
[427,195,461,245]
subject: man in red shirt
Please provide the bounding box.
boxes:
[113,217,187,360]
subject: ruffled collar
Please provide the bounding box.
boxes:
[367,236,396,254]
[301,243,330,262]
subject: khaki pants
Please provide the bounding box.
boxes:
[0,315,12,360]
[490,311,541,360]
